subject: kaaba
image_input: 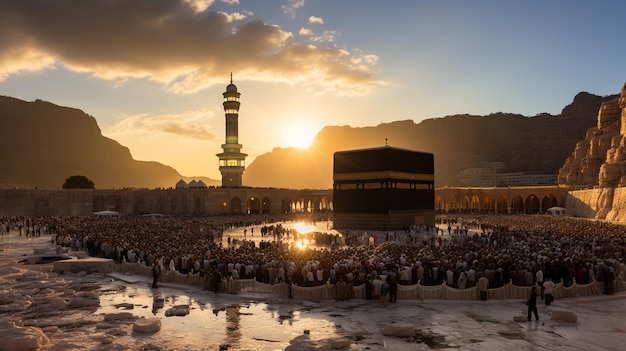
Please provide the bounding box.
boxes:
[333,146,435,231]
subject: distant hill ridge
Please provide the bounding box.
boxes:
[0,91,617,189]
[244,91,617,188]
[0,96,218,189]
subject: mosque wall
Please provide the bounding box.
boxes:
[5,186,626,224]
[0,188,333,217]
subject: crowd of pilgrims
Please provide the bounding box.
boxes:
[2,212,626,296]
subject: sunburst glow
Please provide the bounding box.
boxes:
[284,123,317,148]
[294,238,311,250]
[293,221,316,234]
[292,221,317,250]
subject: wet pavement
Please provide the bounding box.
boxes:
[2,229,626,350]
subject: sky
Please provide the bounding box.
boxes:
[1,0,626,180]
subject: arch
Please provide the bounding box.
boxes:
[463,195,471,213]
[247,196,261,214]
[231,197,242,215]
[447,195,459,213]
[319,196,330,211]
[294,198,305,212]
[524,194,540,214]
[470,194,480,212]
[435,195,445,212]
[281,198,291,214]
[496,195,508,214]
[541,194,558,211]
[261,197,271,214]
[511,195,524,214]
[482,195,495,213]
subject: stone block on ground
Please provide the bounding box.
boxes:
[382,322,414,337]
[49,297,67,309]
[165,305,190,317]
[330,338,351,349]
[104,312,134,321]
[550,307,577,323]
[133,318,161,333]
[0,321,49,351]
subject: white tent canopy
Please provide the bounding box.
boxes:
[93,210,119,217]
[546,206,567,216]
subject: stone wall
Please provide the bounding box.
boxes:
[566,187,626,223]
[0,188,333,217]
[605,187,626,223]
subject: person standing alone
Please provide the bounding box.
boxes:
[527,286,539,321]
[152,261,160,289]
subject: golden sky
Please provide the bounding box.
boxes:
[1,0,624,180]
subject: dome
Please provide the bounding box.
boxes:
[226,83,238,92]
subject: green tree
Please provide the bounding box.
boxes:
[62,175,95,189]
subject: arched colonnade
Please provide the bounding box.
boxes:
[435,186,569,214]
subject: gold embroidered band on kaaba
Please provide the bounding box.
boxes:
[335,183,431,190]
[334,171,434,182]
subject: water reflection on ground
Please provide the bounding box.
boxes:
[96,277,343,350]
[222,220,343,251]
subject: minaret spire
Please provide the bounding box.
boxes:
[216,77,247,187]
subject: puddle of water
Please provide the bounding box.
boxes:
[96,281,342,350]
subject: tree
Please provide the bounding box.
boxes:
[62,175,95,189]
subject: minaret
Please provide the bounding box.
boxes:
[216,74,247,187]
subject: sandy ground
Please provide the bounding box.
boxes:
[2,230,626,351]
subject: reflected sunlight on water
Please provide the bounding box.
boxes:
[292,221,317,235]
[222,220,342,251]
[96,282,341,350]
[294,238,311,250]
[292,221,318,250]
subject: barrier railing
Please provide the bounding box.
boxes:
[113,261,621,301]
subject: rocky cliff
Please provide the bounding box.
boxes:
[560,82,626,223]
[559,83,626,188]
[0,96,219,189]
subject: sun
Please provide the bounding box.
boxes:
[284,122,317,148]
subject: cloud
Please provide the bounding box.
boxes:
[0,46,56,80]
[311,31,337,43]
[282,0,305,18]
[308,16,324,24]
[105,109,217,141]
[0,0,384,96]
[299,27,313,36]
[221,11,250,22]
[184,0,215,12]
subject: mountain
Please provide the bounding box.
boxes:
[0,96,219,189]
[243,91,617,189]
[0,89,616,190]
[559,83,626,188]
